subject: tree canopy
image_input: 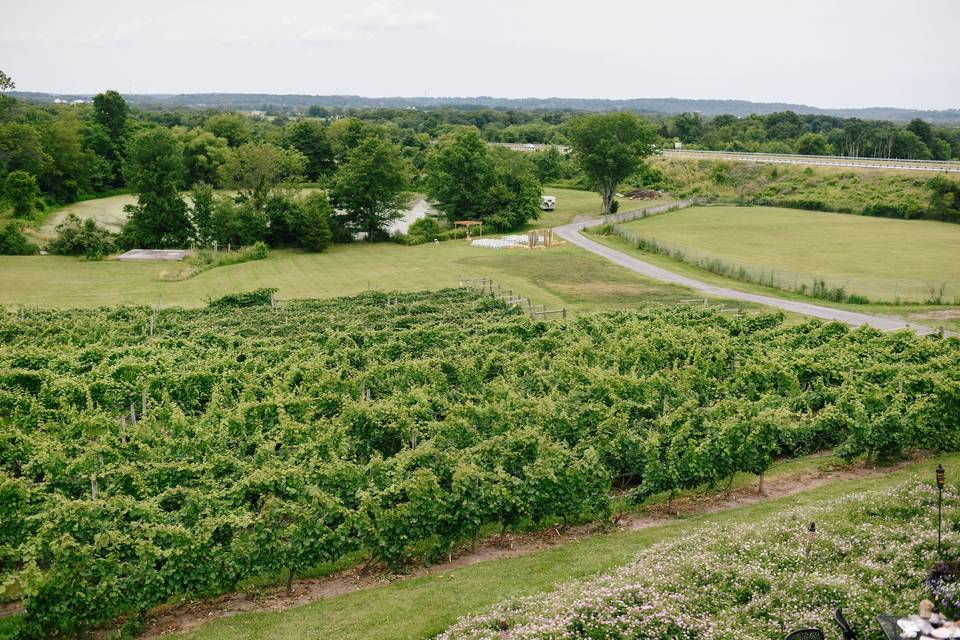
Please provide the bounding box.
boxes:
[330,137,409,240]
[568,113,656,214]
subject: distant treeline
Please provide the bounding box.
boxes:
[12,91,960,123]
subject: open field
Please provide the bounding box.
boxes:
[0,237,738,312]
[165,454,960,640]
[614,205,960,303]
[0,189,691,312]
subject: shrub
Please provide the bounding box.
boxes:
[0,223,38,255]
[299,192,334,252]
[3,171,39,217]
[207,287,278,308]
[408,216,441,239]
[47,213,115,259]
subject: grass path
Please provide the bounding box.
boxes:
[143,453,958,640]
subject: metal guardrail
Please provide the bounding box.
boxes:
[661,149,960,173]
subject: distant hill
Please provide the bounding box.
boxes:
[10,92,960,123]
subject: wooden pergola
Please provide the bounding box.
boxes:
[454,220,483,237]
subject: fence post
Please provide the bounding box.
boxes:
[90,474,99,500]
[562,308,567,319]
[141,387,147,418]
[130,403,137,426]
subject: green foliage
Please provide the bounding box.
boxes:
[299,192,334,252]
[190,182,216,245]
[567,113,656,214]
[209,198,269,247]
[928,176,960,224]
[285,120,335,181]
[2,171,39,217]
[120,128,192,248]
[796,132,831,155]
[92,90,129,185]
[426,129,543,231]
[330,137,409,240]
[2,290,959,637]
[47,213,116,259]
[0,223,37,255]
[207,287,278,308]
[218,143,306,212]
[204,113,252,147]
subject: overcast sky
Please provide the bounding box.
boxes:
[2,0,958,109]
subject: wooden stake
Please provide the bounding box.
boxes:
[411,426,418,449]
[90,474,99,500]
[130,402,137,425]
[142,387,147,417]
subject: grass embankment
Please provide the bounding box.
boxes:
[0,189,733,313]
[168,454,960,640]
[648,156,933,212]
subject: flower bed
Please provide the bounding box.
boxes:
[440,479,959,640]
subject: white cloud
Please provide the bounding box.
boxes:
[0,19,149,47]
[343,1,440,30]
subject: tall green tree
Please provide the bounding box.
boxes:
[286,120,335,181]
[330,138,409,240]
[796,132,831,156]
[567,113,656,214]
[176,127,229,186]
[189,182,216,245]
[218,142,306,211]
[0,70,13,91]
[299,192,334,252]
[204,113,251,147]
[92,90,129,185]
[425,128,495,221]
[120,128,192,248]
[3,171,40,217]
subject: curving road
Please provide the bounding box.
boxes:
[554,203,946,335]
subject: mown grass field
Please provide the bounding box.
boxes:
[168,454,959,640]
[0,188,706,313]
[616,205,960,303]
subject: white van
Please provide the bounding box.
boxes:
[540,195,556,211]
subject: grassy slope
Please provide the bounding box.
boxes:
[648,156,933,211]
[615,205,960,302]
[173,454,960,640]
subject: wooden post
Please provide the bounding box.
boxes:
[90,474,99,500]
[898,379,904,394]
[130,403,137,425]
[561,308,567,319]
[149,313,155,337]
[142,387,147,417]
[270,292,276,310]
[411,426,418,449]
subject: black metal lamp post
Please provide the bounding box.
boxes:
[937,464,945,558]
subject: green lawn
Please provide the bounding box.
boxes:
[0,188,734,313]
[616,205,960,303]
[0,240,750,312]
[174,454,959,640]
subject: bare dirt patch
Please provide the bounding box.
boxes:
[132,458,909,638]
